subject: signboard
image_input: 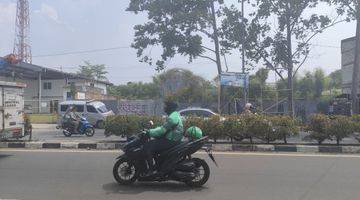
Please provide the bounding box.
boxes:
[76,92,86,100]
[220,72,249,88]
[0,58,7,69]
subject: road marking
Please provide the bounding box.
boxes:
[2,148,360,158]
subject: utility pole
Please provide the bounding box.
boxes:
[351,15,360,114]
[241,0,247,107]
[13,0,32,63]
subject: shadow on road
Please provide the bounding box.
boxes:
[0,154,12,160]
[102,182,207,195]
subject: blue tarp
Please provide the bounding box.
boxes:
[0,59,7,69]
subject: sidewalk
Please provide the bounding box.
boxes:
[2,124,360,154]
[2,141,360,154]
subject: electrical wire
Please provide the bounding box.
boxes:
[33,46,131,58]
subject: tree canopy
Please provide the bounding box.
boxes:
[77,61,108,81]
[127,0,224,74]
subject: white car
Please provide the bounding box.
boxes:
[179,108,219,118]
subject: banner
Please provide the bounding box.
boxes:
[220,72,249,88]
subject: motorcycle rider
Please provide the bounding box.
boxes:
[64,106,81,132]
[144,98,184,175]
[244,103,254,114]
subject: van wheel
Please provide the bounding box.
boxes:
[96,120,105,129]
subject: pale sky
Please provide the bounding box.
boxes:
[0,0,356,84]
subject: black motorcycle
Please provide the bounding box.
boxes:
[113,131,217,187]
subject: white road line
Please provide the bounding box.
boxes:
[2,148,360,158]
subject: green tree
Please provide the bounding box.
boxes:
[296,71,314,99]
[156,68,217,105]
[223,0,340,117]
[127,0,224,74]
[323,0,360,114]
[108,81,160,100]
[77,61,108,81]
[327,69,342,91]
[109,68,217,105]
[314,68,325,98]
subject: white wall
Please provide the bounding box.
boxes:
[341,38,360,94]
[41,79,66,100]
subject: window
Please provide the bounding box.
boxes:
[86,105,98,113]
[197,110,212,118]
[43,82,52,90]
[180,110,197,117]
[90,83,95,87]
[60,105,69,112]
[66,92,73,100]
[97,105,108,113]
[75,105,84,112]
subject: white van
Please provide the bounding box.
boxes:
[58,100,114,128]
[0,81,27,140]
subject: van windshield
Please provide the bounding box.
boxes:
[97,104,108,113]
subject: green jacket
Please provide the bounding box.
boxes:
[148,111,184,142]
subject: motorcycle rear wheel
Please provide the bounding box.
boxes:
[85,127,95,137]
[113,157,138,185]
[185,158,210,187]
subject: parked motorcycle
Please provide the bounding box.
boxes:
[57,117,95,137]
[113,130,217,187]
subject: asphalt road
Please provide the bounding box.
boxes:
[1,150,360,200]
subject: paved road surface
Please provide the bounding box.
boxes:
[1,150,360,200]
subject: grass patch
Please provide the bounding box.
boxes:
[28,114,58,124]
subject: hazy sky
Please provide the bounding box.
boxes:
[0,0,356,84]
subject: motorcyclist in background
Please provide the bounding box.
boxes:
[64,106,81,132]
[144,98,184,176]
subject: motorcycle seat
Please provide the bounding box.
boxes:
[158,141,190,157]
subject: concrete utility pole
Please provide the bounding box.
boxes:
[351,18,360,114]
[13,0,32,63]
[240,0,247,107]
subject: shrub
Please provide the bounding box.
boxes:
[245,114,275,143]
[307,114,330,145]
[183,115,205,131]
[24,114,32,140]
[270,115,299,144]
[201,115,224,142]
[223,115,246,142]
[352,115,360,133]
[327,115,354,145]
[104,115,164,137]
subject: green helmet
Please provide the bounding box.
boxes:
[186,126,203,140]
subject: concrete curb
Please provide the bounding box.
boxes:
[2,142,360,154]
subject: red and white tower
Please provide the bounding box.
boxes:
[13,0,32,63]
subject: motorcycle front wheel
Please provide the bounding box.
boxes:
[113,157,138,185]
[85,127,95,137]
[185,158,210,187]
[63,129,72,137]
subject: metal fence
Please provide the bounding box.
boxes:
[24,100,60,114]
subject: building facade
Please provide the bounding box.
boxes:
[0,57,112,113]
[341,37,360,95]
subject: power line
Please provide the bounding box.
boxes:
[309,43,340,49]
[32,42,341,59]
[33,46,131,58]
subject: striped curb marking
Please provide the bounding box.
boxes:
[1,142,360,154]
